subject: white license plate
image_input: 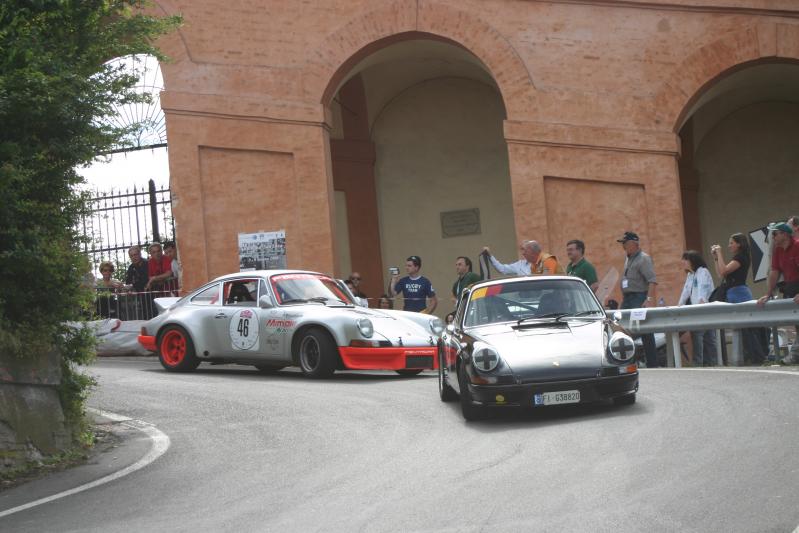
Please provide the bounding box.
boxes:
[533,390,580,406]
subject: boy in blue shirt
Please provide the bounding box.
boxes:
[389,255,438,314]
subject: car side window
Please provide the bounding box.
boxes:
[454,290,469,328]
[224,280,257,306]
[191,283,220,306]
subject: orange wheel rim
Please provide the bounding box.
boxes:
[161,330,186,366]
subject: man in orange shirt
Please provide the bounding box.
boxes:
[482,240,562,277]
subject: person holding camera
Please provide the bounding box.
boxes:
[712,232,766,364]
[389,255,438,314]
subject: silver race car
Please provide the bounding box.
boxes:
[439,276,639,420]
[138,270,444,377]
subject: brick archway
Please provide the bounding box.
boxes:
[306,1,535,121]
[654,22,799,132]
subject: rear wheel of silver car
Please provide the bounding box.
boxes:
[395,369,423,376]
[458,365,487,421]
[613,393,636,406]
[298,329,336,379]
[157,325,200,373]
[438,351,458,402]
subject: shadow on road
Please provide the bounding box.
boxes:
[139,365,436,383]
[437,397,648,431]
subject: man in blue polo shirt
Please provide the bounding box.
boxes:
[389,255,438,314]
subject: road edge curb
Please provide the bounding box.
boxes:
[0,408,170,518]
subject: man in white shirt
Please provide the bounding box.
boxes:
[482,240,560,277]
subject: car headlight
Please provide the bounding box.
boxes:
[429,317,444,336]
[607,331,636,364]
[356,318,373,338]
[472,343,500,372]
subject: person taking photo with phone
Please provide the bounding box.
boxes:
[389,255,438,314]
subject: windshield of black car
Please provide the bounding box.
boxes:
[270,274,353,306]
[463,279,603,328]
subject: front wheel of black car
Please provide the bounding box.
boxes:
[613,393,636,406]
[458,365,487,421]
[438,352,457,402]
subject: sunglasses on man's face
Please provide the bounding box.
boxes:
[350,277,361,281]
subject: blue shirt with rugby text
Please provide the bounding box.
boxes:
[395,276,436,312]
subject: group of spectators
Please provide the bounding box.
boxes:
[93,242,181,320]
[346,215,799,367]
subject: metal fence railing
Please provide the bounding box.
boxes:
[608,299,799,367]
[94,289,176,321]
[80,179,175,274]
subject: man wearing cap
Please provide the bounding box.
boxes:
[482,240,562,277]
[757,222,799,363]
[389,255,438,314]
[617,231,659,368]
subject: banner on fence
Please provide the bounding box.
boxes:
[238,230,287,271]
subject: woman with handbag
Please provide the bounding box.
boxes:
[710,233,767,364]
[678,251,717,366]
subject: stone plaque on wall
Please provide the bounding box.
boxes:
[440,208,481,238]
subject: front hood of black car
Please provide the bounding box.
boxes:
[469,320,605,381]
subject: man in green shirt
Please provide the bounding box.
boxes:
[565,239,599,292]
[452,256,481,304]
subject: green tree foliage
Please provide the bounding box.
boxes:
[0,1,180,437]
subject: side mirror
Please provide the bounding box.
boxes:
[259,295,274,309]
[612,310,622,323]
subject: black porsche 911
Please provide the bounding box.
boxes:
[439,276,639,420]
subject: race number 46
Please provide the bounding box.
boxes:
[229,309,259,350]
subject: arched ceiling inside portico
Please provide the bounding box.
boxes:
[329,39,502,138]
[681,62,799,150]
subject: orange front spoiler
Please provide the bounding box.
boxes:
[338,346,438,370]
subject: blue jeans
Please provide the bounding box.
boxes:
[726,285,752,304]
[691,329,718,366]
[723,284,767,364]
[622,291,658,368]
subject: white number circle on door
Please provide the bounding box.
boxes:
[229,309,260,350]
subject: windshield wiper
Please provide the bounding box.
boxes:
[565,310,603,318]
[517,313,569,326]
[282,298,324,305]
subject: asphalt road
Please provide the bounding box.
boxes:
[3,358,799,533]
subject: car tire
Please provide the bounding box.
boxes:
[157,325,200,372]
[613,393,636,406]
[395,369,424,376]
[458,365,487,421]
[254,365,285,373]
[297,328,337,379]
[438,352,458,402]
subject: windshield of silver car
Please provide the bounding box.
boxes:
[463,279,603,328]
[270,273,353,306]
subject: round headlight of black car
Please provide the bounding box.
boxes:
[608,331,636,364]
[472,344,500,372]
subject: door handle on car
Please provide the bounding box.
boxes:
[214,312,227,319]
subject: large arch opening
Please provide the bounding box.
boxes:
[326,38,517,312]
[678,61,799,294]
